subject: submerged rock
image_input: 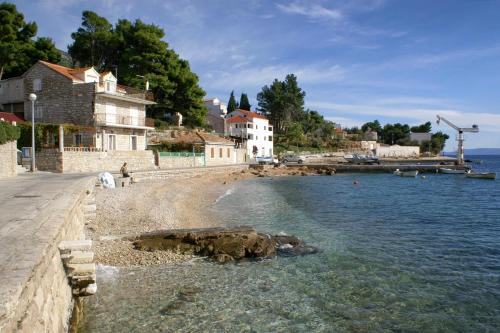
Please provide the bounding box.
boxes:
[131,226,318,263]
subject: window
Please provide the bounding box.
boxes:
[264,126,266,130]
[255,125,258,130]
[131,136,137,150]
[34,105,43,120]
[227,148,230,158]
[211,147,214,158]
[247,134,253,140]
[108,134,116,150]
[263,136,266,141]
[74,134,82,146]
[235,124,238,128]
[269,126,273,131]
[33,79,42,91]
[256,136,258,140]
[269,136,273,141]
[219,148,223,158]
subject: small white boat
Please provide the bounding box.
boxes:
[439,168,468,174]
[466,172,496,180]
[394,169,419,177]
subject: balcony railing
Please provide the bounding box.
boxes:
[96,83,154,101]
[95,113,146,127]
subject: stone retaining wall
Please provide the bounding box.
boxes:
[0,141,17,178]
[133,164,249,180]
[157,155,204,169]
[37,149,155,173]
[0,177,95,332]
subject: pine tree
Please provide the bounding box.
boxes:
[239,93,251,111]
[227,91,238,113]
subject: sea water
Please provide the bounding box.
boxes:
[79,156,500,332]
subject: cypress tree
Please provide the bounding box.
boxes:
[227,91,238,113]
[239,93,251,111]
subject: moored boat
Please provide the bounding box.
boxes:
[393,169,419,177]
[439,168,468,174]
[465,172,496,180]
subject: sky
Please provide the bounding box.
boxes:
[11,0,500,149]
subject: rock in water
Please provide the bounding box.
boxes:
[130,226,318,263]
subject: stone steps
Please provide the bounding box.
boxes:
[58,240,96,297]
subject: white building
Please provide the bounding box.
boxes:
[204,98,227,133]
[225,109,273,158]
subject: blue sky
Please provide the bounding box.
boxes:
[11,0,500,148]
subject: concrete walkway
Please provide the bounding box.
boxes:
[0,172,94,330]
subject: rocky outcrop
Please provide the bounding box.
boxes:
[131,226,318,263]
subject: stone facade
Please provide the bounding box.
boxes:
[24,63,95,126]
[0,140,17,178]
[37,149,155,173]
[158,155,205,169]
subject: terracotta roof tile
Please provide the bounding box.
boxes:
[38,60,88,81]
[237,109,268,120]
[0,112,25,123]
[226,116,250,123]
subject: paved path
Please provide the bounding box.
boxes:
[0,172,93,328]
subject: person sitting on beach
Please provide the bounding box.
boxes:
[120,162,130,178]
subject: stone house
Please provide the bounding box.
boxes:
[148,129,247,168]
[225,109,274,158]
[0,60,155,151]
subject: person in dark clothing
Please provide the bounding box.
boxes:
[120,162,130,178]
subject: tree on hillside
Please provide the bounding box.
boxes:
[361,120,382,135]
[239,93,251,111]
[410,121,432,133]
[0,2,60,80]
[68,11,207,126]
[227,91,238,113]
[257,74,305,134]
[68,11,114,70]
[381,123,410,145]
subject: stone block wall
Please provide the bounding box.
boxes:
[24,62,95,126]
[158,155,204,169]
[0,140,17,178]
[37,149,155,173]
[0,177,95,333]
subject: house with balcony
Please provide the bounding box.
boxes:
[225,109,273,158]
[0,60,157,172]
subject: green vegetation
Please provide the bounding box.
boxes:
[256,74,339,153]
[0,121,20,144]
[68,11,207,127]
[227,91,238,113]
[0,2,60,80]
[239,93,251,111]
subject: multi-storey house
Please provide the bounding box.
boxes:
[204,98,227,134]
[225,109,273,158]
[0,60,155,151]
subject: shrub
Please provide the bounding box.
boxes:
[0,121,21,145]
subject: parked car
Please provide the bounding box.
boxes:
[256,156,279,165]
[281,155,305,164]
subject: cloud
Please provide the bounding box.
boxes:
[203,63,346,91]
[276,2,342,20]
[308,100,500,133]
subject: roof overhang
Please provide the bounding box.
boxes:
[96,92,156,105]
[98,123,154,130]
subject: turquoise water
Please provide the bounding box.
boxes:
[80,157,500,332]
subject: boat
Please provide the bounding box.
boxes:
[466,172,496,180]
[393,169,419,177]
[439,168,469,174]
[343,153,379,164]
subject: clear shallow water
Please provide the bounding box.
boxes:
[80,156,500,332]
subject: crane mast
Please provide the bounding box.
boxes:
[436,115,479,165]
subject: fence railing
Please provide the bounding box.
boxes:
[95,113,146,127]
[64,147,103,152]
[159,151,204,157]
